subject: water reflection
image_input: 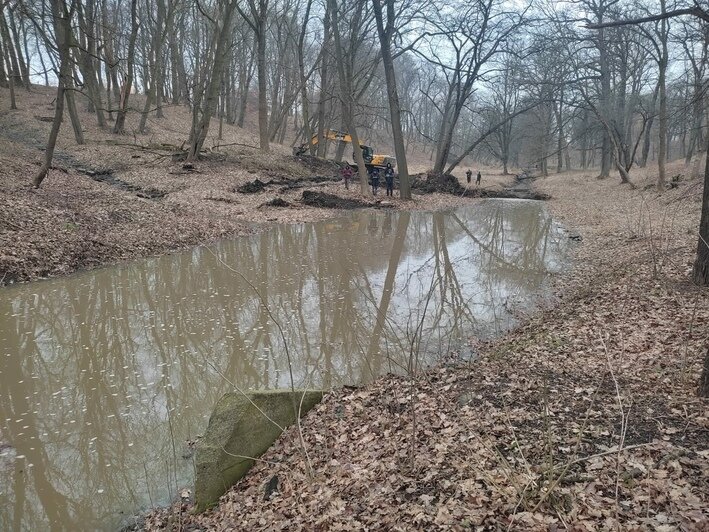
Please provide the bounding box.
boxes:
[0,200,568,530]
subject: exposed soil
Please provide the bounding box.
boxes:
[411,172,550,200]
[236,178,269,194]
[301,190,372,209]
[82,168,168,199]
[237,174,342,194]
[289,153,344,175]
[259,197,292,208]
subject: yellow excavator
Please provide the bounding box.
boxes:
[293,129,396,170]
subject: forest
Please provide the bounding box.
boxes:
[2,0,708,274]
[0,0,708,530]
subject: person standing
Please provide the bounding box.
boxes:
[476,171,482,185]
[384,163,395,197]
[370,167,380,195]
[341,164,353,189]
[466,169,472,184]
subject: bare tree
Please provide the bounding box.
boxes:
[33,0,73,187]
[186,0,238,161]
[417,0,527,175]
[237,0,270,152]
[637,0,671,190]
[372,0,413,199]
[113,0,140,134]
[327,0,372,195]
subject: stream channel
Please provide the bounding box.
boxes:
[0,199,571,530]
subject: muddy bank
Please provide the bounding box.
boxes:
[411,172,550,200]
[301,190,373,209]
[0,156,475,286]
[236,174,341,194]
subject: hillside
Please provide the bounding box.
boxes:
[0,86,504,285]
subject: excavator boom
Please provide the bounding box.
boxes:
[293,129,395,169]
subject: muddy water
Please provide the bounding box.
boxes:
[0,200,569,530]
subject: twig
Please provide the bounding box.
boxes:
[211,141,259,150]
[207,247,314,480]
[599,330,631,524]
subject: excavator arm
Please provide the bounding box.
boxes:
[293,129,395,169]
[294,129,355,154]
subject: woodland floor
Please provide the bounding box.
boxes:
[141,164,709,531]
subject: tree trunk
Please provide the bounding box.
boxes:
[598,25,612,178]
[7,9,30,88]
[297,0,314,155]
[692,138,709,285]
[328,0,370,195]
[77,0,106,127]
[239,0,271,152]
[372,0,411,200]
[225,67,235,124]
[256,27,269,151]
[168,10,188,106]
[0,37,8,87]
[656,6,668,191]
[33,1,71,188]
[640,85,659,168]
[686,78,705,166]
[236,41,255,128]
[316,6,331,157]
[113,0,139,134]
[186,0,237,161]
[0,14,22,92]
[699,347,709,398]
[1,23,16,109]
[555,98,564,173]
[139,0,166,132]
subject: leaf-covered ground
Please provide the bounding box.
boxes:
[143,168,708,531]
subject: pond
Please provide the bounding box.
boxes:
[0,199,570,530]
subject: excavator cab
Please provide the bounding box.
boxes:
[357,145,374,164]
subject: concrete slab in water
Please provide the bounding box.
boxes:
[194,390,325,511]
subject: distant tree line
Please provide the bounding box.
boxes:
[0,0,705,187]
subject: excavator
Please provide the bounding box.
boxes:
[293,129,396,170]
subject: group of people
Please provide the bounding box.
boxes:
[341,164,482,195]
[340,163,396,196]
[466,169,482,185]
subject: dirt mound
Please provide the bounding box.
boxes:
[290,154,342,175]
[238,175,341,195]
[259,197,292,208]
[477,188,551,200]
[301,191,370,209]
[275,175,341,191]
[411,172,466,195]
[236,179,268,193]
[411,172,550,200]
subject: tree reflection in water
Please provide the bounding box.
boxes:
[0,199,568,530]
